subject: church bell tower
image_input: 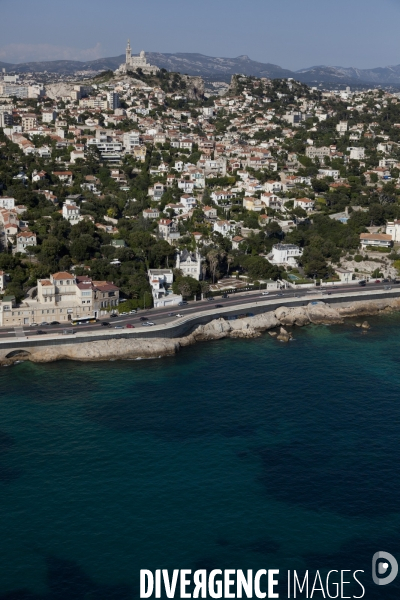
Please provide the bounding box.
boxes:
[126,39,132,65]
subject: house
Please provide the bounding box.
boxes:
[180,195,197,211]
[32,169,47,182]
[53,171,73,185]
[294,198,315,212]
[15,231,37,254]
[203,205,217,219]
[158,218,180,241]
[243,197,266,212]
[175,250,202,280]
[359,233,392,249]
[143,208,160,220]
[0,271,5,292]
[147,269,182,308]
[213,220,232,236]
[232,235,245,249]
[177,179,195,193]
[265,180,284,193]
[148,182,165,201]
[260,193,282,210]
[62,200,82,223]
[269,243,303,267]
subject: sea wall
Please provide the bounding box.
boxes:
[2,297,400,366]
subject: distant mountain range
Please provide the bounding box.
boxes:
[2,52,400,86]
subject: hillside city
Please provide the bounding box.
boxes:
[1,43,400,325]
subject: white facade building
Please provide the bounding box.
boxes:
[62,200,82,223]
[148,269,182,308]
[269,243,303,267]
[176,250,202,280]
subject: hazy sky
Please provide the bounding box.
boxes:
[1,0,400,70]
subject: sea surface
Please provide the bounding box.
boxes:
[1,315,400,599]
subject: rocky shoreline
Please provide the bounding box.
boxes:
[2,297,400,366]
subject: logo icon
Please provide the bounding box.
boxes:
[372,552,398,585]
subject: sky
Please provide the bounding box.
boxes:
[1,0,400,70]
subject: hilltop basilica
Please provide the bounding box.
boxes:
[116,41,159,75]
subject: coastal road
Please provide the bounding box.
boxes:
[2,281,397,340]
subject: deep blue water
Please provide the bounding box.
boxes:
[1,316,400,599]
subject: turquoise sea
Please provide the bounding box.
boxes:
[1,316,400,598]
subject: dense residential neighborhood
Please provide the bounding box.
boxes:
[2,43,400,322]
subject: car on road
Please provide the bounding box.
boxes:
[126,324,135,328]
[120,312,128,315]
[178,301,188,306]
[140,316,149,321]
[215,304,223,308]
[261,291,270,296]
[110,313,118,318]
[168,312,176,317]
[114,326,124,329]
[142,321,155,326]
[36,330,47,335]
[129,310,137,314]
[375,279,381,283]
[384,286,392,290]
[175,314,183,318]
[50,321,60,325]
[277,293,283,296]
[100,322,110,327]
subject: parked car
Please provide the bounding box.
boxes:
[221,294,229,298]
[100,322,110,327]
[207,297,215,301]
[384,286,392,290]
[110,313,118,318]
[215,304,223,308]
[30,323,38,327]
[50,321,60,325]
[40,321,49,326]
[178,301,188,306]
[375,280,381,283]
[261,292,270,296]
[120,312,128,316]
[126,324,135,328]
[129,310,137,314]
[277,293,283,296]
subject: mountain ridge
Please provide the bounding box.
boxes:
[2,52,400,85]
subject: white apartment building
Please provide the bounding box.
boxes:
[42,110,57,123]
[123,131,140,152]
